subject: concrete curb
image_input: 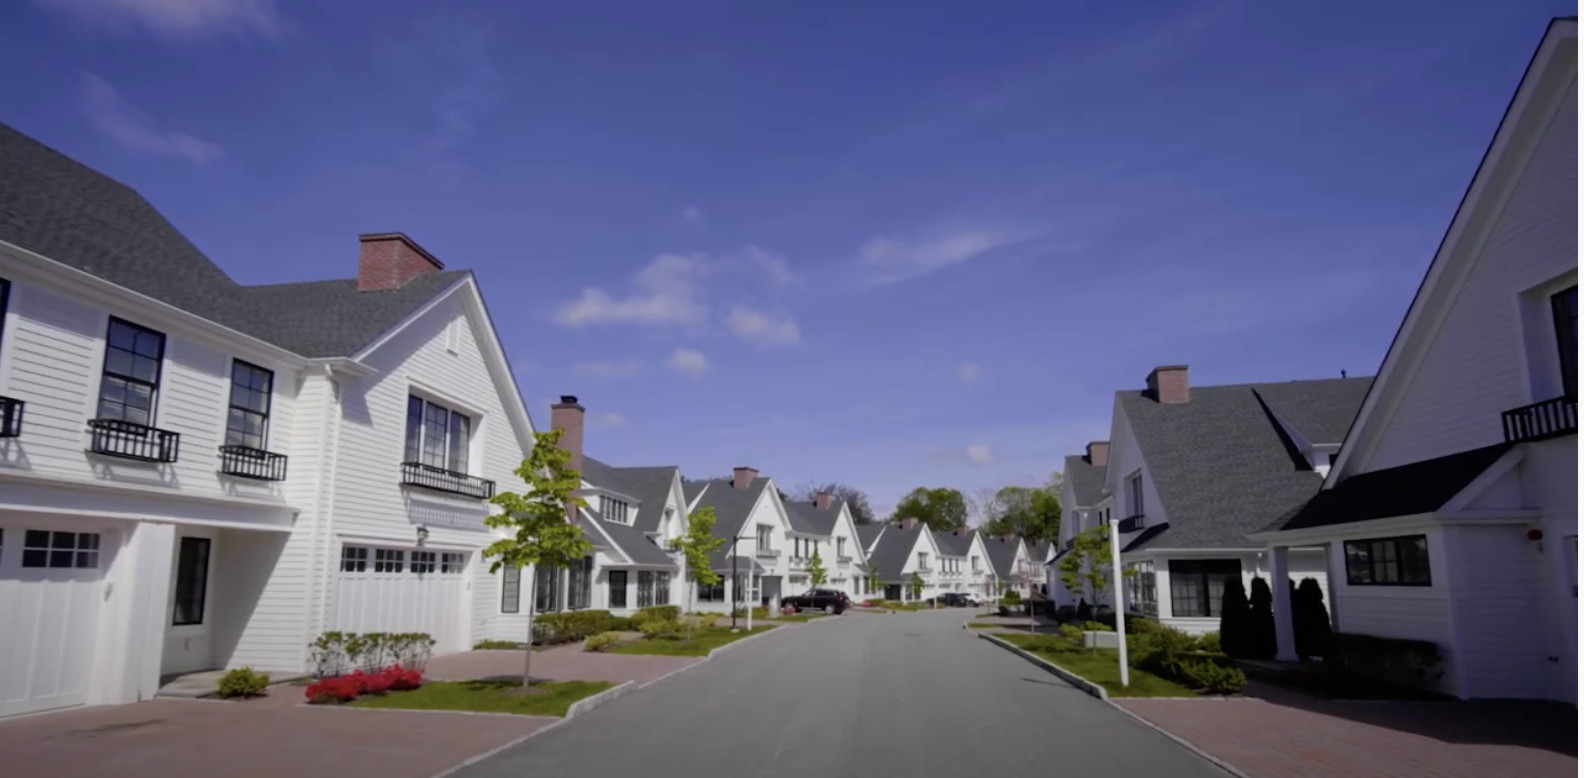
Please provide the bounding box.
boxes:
[640,623,789,689]
[975,632,1109,701]
[974,633,1251,778]
[565,680,635,717]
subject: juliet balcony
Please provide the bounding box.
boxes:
[87,418,180,463]
[1502,395,1577,444]
[400,461,495,499]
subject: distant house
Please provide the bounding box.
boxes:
[1049,442,1108,607]
[783,492,871,601]
[683,468,798,612]
[983,533,1035,598]
[864,520,942,600]
[932,526,993,597]
[1252,18,1577,704]
[1102,365,1371,635]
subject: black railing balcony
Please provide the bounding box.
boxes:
[1118,514,1148,533]
[0,395,23,438]
[1502,395,1578,444]
[219,445,289,481]
[87,418,180,463]
[401,461,495,499]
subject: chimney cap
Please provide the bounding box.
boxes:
[556,395,581,406]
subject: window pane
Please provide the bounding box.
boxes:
[423,402,449,468]
[174,537,211,626]
[448,412,470,473]
[502,566,521,613]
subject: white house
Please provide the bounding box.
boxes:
[1049,442,1107,607]
[1251,18,1577,704]
[932,526,994,597]
[0,121,539,718]
[865,519,941,600]
[1103,365,1369,635]
[683,468,800,612]
[783,492,871,601]
[983,533,1034,598]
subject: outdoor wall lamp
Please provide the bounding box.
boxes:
[1527,528,1544,552]
[417,525,430,546]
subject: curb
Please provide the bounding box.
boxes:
[565,680,635,717]
[640,623,789,689]
[973,633,1251,778]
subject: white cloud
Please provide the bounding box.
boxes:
[553,254,711,328]
[921,443,997,466]
[958,362,982,383]
[79,74,221,163]
[36,0,280,40]
[594,412,627,429]
[666,348,709,378]
[966,444,995,465]
[724,304,800,347]
[681,206,704,225]
[739,245,797,286]
[859,232,1006,284]
[573,360,640,379]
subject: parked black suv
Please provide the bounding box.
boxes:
[927,592,973,607]
[781,588,850,614]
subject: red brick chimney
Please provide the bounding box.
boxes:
[357,233,444,291]
[900,517,919,530]
[1085,441,1109,467]
[1146,365,1190,404]
[550,396,585,475]
[1002,533,1016,543]
[814,491,834,510]
[732,466,758,490]
[955,525,971,536]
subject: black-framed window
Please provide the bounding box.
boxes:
[173,537,211,626]
[1552,286,1577,397]
[404,395,471,473]
[411,551,437,574]
[1344,534,1432,586]
[756,524,772,551]
[0,277,10,353]
[98,318,166,426]
[1128,473,1144,515]
[501,565,521,613]
[698,578,726,602]
[1125,560,1157,617]
[603,498,630,524]
[1167,559,1241,618]
[608,570,628,609]
[568,557,593,610]
[226,360,274,449]
[535,564,562,613]
[637,571,670,607]
[341,546,368,572]
[441,552,466,574]
[21,530,100,569]
[374,548,404,573]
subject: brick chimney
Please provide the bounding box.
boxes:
[900,517,919,530]
[955,525,971,536]
[814,491,834,510]
[1146,365,1190,404]
[732,466,758,490]
[357,233,444,291]
[1002,533,1016,543]
[1085,441,1109,467]
[550,396,585,475]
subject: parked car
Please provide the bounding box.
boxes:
[781,588,850,614]
[928,592,973,607]
[962,593,987,607]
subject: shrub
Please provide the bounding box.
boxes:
[536,610,620,644]
[1325,632,1443,692]
[1124,622,1246,694]
[390,632,438,672]
[633,605,681,627]
[640,619,684,639]
[346,669,393,696]
[1125,615,1166,635]
[608,616,634,631]
[1195,631,1222,654]
[474,639,521,650]
[304,677,360,705]
[1001,590,1022,604]
[1292,578,1332,659]
[1080,620,1114,632]
[309,631,437,676]
[1167,656,1247,694]
[1057,624,1085,645]
[1247,576,1276,660]
[584,631,625,652]
[1217,577,1252,658]
[1076,599,1093,622]
[309,631,354,679]
[216,667,270,699]
[381,664,424,692]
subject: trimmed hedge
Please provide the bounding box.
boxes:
[1325,632,1443,692]
[534,610,633,645]
[632,605,681,628]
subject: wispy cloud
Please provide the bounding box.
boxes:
[738,246,797,286]
[724,305,800,347]
[958,362,982,383]
[922,444,997,466]
[594,412,627,429]
[681,206,705,226]
[573,360,640,379]
[554,254,712,328]
[666,348,709,378]
[420,16,506,157]
[79,74,221,163]
[859,231,1010,284]
[35,0,280,41]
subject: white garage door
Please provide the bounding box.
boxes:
[0,527,104,718]
[331,545,468,654]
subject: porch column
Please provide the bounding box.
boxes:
[1269,545,1298,661]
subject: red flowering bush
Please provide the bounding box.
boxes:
[304,676,360,705]
[381,665,424,692]
[346,669,394,696]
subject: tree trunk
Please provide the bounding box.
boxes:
[522,568,537,688]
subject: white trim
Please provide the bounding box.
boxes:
[0,502,292,532]
[0,239,311,371]
[1438,446,1528,513]
[1326,21,1578,486]
[334,532,482,552]
[1248,509,1537,545]
[0,467,297,512]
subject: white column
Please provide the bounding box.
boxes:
[1270,545,1298,661]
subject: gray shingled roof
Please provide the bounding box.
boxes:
[782,499,843,536]
[688,478,775,570]
[1118,376,1372,552]
[0,120,472,358]
[932,530,973,557]
[1259,443,1512,534]
[581,456,679,533]
[1063,454,1106,506]
[982,534,1021,578]
[682,481,710,506]
[866,524,924,583]
[856,523,886,553]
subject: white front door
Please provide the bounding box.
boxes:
[331,545,469,654]
[0,525,105,718]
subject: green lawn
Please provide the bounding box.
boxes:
[769,612,826,622]
[966,622,1006,629]
[351,680,613,717]
[997,633,1196,698]
[607,625,776,657]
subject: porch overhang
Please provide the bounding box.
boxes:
[1248,509,1540,546]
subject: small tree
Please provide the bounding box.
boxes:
[1247,576,1277,660]
[1058,525,1114,606]
[866,567,882,599]
[483,428,594,688]
[670,506,726,640]
[1292,577,1332,659]
[807,548,828,587]
[909,572,925,602]
[1218,577,1252,658]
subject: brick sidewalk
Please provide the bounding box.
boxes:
[1117,683,1576,778]
[426,645,701,686]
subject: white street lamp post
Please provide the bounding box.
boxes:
[1108,514,1129,687]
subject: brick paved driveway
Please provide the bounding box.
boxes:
[1117,682,1576,778]
[427,645,701,686]
[0,693,553,778]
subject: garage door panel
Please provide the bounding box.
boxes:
[331,546,466,654]
[0,526,104,719]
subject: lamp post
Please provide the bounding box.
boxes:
[730,536,740,632]
[1108,513,1130,687]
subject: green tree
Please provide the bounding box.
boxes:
[670,505,726,639]
[979,478,1063,542]
[483,428,594,688]
[807,547,828,587]
[866,567,882,598]
[909,571,925,601]
[1058,525,1117,608]
[793,481,877,524]
[1219,577,1252,658]
[892,487,968,531]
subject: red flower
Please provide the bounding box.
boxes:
[380,664,424,691]
[304,676,361,705]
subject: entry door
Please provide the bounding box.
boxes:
[608,571,628,609]
[0,526,105,718]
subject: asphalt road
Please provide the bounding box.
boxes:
[454,609,1228,778]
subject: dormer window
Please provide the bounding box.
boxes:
[603,497,631,524]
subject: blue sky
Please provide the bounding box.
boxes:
[0,0,1572,518]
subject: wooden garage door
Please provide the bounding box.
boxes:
[331,545,469,654]
[0,527,104,718]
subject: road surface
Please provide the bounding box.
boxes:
[453,609,1228,778]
